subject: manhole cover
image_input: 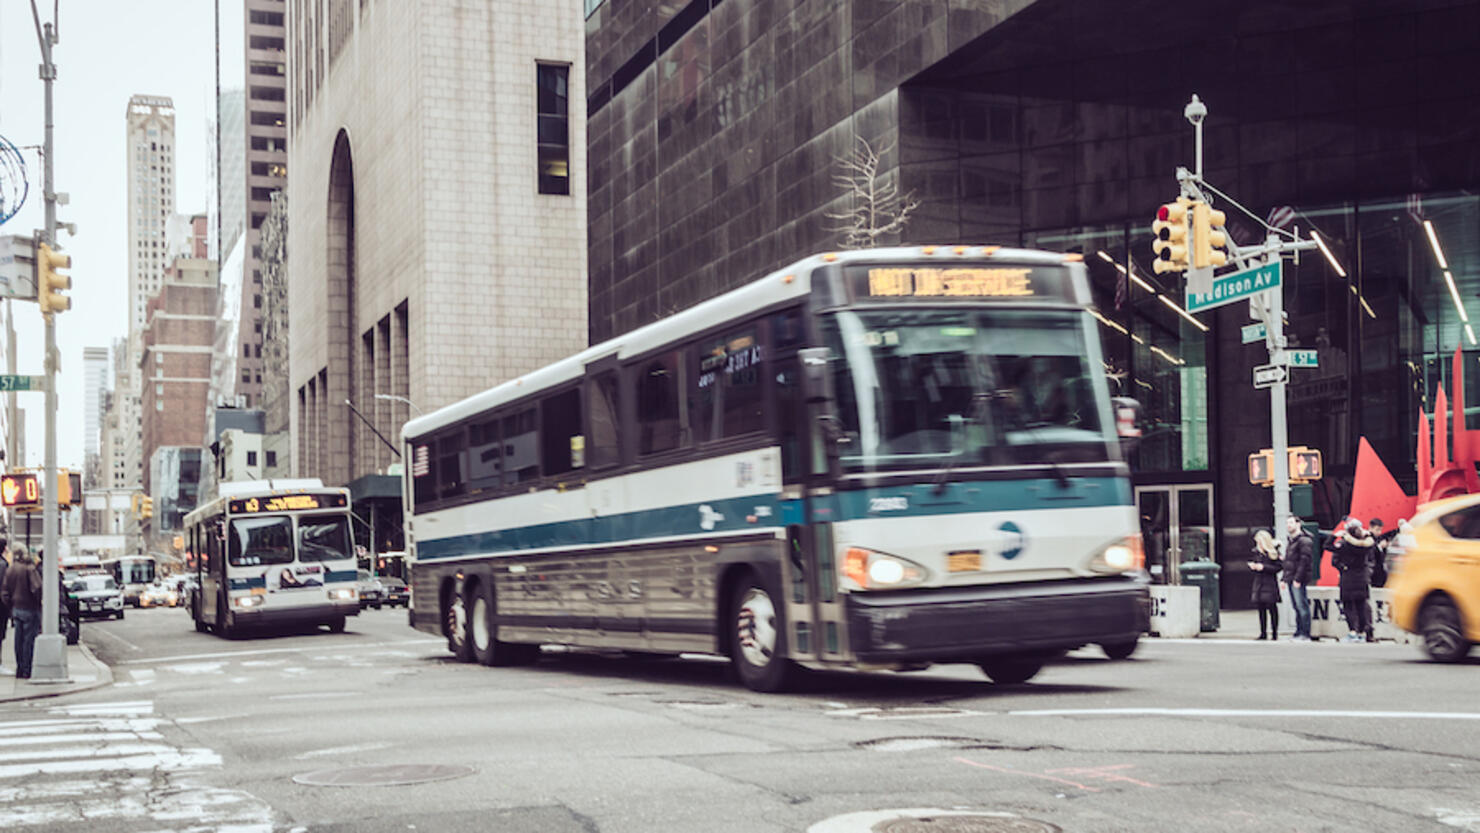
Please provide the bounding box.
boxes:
[292,764,475,787]
[876,817,1060,833]
[855,736,983,752]
[808,809,1060,833]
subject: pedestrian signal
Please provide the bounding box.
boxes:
[1248,450,1273,486]
[1290,447,1323,482]
[1,472,41,510]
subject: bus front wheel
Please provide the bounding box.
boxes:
[729,572,797,693]
[327,615,347,634]
[977,654,1044,685]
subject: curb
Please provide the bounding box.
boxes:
[0,642,115,704]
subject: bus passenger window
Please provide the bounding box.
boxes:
[435,432,467,499]
[587,372,621,468]
[468,417,502,490]
[502,408,541,484]
[411,441,437,506]
[637,352,682,454]
[695,328,765,441]
[541,388,583,476]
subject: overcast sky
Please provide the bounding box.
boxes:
[1,0,215,472]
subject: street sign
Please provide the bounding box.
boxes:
[1253,363,1287,389]
[1186,261,1283,313]
[1289,349,1318,368]
[1241,323,1267,344]
[0,236,38,301]
[0,374,46,392]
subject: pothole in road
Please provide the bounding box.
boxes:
[854,736,988,752]
[809,809,1061,833]
[291,764,476,787]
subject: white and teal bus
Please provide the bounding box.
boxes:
[183,480,361,637]
[402,246,1148,690]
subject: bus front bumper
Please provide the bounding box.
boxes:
[230,600,360,627]
[844,577,1149,663]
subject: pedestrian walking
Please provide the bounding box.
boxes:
[0,545,42,678]
[1331,518,1376,643]
[1249,529,1284,640]
[1284,517,1315,641]
[0,539,11,673]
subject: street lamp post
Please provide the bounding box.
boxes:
[373,393,423,416]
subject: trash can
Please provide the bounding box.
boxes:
[1179,560,1221,632]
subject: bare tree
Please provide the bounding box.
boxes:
[824,137,921,249]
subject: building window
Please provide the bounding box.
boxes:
[266,450,277,468]
[247,451,258,466]
[536,64,569,196]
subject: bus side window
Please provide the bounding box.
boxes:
[695,326,765,442]
[541,388,583,476]
[411,440,437,506]
[467,416,502,491]
[636,352,682,455]
[435,431,467,499]
[587,371,621,469]
[502,408,541,485]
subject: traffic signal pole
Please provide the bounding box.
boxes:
[1264,241,1291,549]
[30,3,66,682]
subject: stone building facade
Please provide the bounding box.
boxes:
[286,0,588,486]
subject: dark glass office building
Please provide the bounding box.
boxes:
[585,0,1480,606]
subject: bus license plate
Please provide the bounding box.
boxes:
[947,550,982,572]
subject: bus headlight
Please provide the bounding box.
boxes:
[1089,535,1144,574]
[330,588,356,601]
[842,547,928,591]
[234,595,264,609]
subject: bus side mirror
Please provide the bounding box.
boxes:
[799,347,835,406]
[1112,396,1142,459]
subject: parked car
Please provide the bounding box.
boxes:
[356,569,383,609]
[1389,493,1480,662]
[139,582,180,608]
[379,576,410,608]
[68,573,125,621]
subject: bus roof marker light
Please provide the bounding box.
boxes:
[822,253,839,263]
[922,246,937,255]
[1309,230,1347,278]
[1425,220,1449,270]
[982,246,1000,255]
[953,246,968,255]
[781,274,794,284]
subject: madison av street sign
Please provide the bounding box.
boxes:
[1186,261,1283,313]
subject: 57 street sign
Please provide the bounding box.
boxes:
[1186,261,1283,313]
[0,375,46,392]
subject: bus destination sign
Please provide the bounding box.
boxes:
[849,265,1074,304]
[229,493,347,514]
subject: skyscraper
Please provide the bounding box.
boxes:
[124,95,177,490]
[82,346,108,487]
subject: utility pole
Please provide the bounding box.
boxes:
[30,0,66,682]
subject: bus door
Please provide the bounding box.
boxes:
[789,347,850,664]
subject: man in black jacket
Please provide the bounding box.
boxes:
[1284,516,1315,641]
[1,545,43,678]
[1331,519,1376,643]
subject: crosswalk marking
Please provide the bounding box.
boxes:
[0,701,273,831]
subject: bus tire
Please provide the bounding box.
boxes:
[469,581,534,666]
[728,570,797,693]
[215,592,233,639]
[444,585,475,663]
[1419,596,1471,663]
[977,654,1044,685]
[327,615,347,634]
[1101,638,1138,660]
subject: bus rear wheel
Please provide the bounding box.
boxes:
[444,587,475,662]
[729,572,797,693]
[469,581,536,667]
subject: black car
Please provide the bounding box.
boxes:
[379,577,410,608]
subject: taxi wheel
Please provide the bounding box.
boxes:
[1101,639,1139,660]
[977,654,1045,684]
[1419,597,1472,663]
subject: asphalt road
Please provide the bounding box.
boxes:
[1,605,1477,832]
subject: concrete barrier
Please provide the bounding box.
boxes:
[1148,585,1200,638]
[1308,586,1410,642]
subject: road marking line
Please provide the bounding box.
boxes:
[120,638,443,665]
[88,626,143,652]
[0,742,180,764]
[294,741,394,760]
[0,731,164,748]
[1008,708,1480,720]
[954,756,1101,792]
[268,691,363,701]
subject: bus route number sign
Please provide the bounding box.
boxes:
[230,493,347,514]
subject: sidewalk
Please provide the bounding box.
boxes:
[0,637,114,703]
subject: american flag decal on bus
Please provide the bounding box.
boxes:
[412,445,430,477]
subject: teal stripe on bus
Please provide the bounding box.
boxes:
[326,570,356,583]
[228,576,267,590]
[414,476,1129,562]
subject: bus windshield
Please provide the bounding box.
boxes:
[229,516,294,567]
[821,308,1111,470]
[298,514,353,562]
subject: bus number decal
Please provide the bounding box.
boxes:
[869,497,908,513]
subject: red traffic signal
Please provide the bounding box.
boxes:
[1,473,41,510]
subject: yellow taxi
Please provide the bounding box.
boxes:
[1388,494,1480,662]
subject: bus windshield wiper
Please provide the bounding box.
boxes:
[932,392,994,495]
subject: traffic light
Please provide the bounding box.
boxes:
[36,242,72,314]
[1152,199,1191,274]
[140,495,154,520]
[1,472,41,510]
[1248,450,1273,486]
[1290,447,1323,482]
[1193,201,1228,269]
